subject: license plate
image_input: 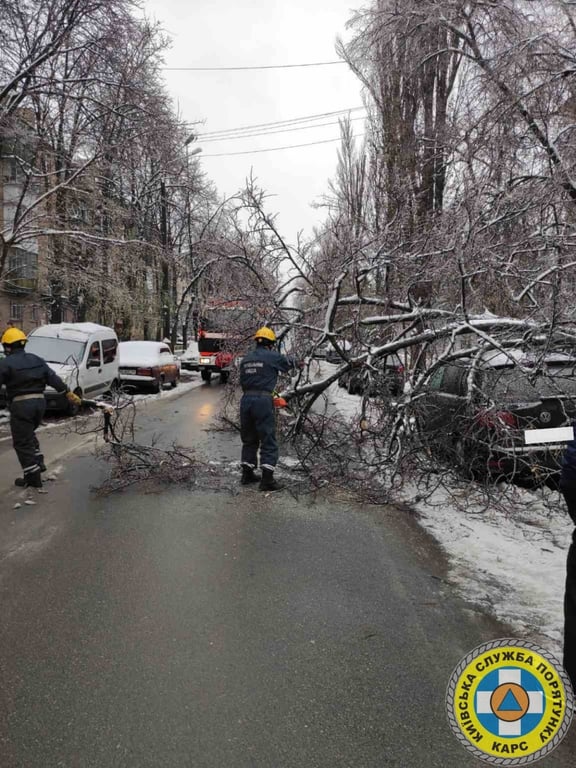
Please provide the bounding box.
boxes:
[122,368,137,375]
[200,358,211,364]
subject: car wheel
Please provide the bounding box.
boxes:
[150,378,161,394]
[220,371,229,384]
[201,370,212,383]
[171,375,178,389]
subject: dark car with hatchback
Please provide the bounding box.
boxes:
[414,349,576,485]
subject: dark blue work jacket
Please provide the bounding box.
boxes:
[0,348,67,402]
[240,346,296,393]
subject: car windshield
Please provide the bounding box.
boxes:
[26,336,86,365]
[199,337,223,354]
[486,364,576,401]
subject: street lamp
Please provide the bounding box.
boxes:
[185,132,202,161]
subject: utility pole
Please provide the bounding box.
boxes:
[160,178,170,340]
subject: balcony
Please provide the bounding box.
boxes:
[2,275,38,295]
[3,249,39,295]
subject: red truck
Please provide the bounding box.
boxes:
[197,331,234,383]
[197,302,249,383]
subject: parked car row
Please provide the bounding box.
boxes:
[0,323,183,413]
[3,324,576,490]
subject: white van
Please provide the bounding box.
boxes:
[26,323,119,413]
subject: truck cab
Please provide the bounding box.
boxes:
[198,331,233,383]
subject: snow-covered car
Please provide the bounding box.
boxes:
[118,341,180,393]
[179,340,200,371]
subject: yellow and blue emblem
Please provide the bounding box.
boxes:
[446,639,574,764]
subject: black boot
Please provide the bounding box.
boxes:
[241,465,260,485]
[259,467,285,492]
[15,470,42,489]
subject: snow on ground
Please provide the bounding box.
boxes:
[402,481,570,654]
[320,363,571,656]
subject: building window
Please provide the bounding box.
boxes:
[7,249,38,290]
[10,303,24,322]
[31,305,44,324]
[3,157,18,182]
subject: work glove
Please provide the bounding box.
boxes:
[66,391,83,407]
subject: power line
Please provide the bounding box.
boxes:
[196,106,365,137]
[200,115,367,143]
[164,61,345,71]
[201,134,365,157]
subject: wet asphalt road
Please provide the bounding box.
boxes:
[0,382,575,767]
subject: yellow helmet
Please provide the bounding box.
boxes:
[1,328,27,345]
[254,326,276,343]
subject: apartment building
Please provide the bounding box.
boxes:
[0,111,51,333]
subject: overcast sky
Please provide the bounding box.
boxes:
[142,0,364,245]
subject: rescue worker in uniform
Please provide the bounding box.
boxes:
[559,431,576,692]
[239,327,297,491]
[0,328,82,488]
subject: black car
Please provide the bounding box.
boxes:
[338,353,405,398]
[414,350,576,484]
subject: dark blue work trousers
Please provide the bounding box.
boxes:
[560,488,576,693]
[10,397,46,474]
[240,394,278,469]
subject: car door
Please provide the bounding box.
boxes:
[101,337,119,391]
[82,340,104,397]
[418,362,467,448]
